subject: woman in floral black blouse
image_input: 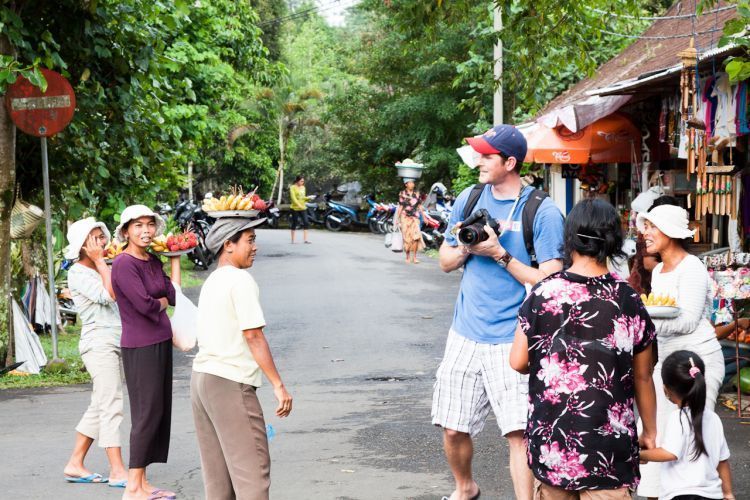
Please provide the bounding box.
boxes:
[510,198,658,498]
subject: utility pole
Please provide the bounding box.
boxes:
[493,3,503,125]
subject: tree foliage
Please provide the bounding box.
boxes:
[5,0,281,229]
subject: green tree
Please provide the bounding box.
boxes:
[0,0,279,364]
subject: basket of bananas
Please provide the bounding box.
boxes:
[150,232,198,257]
[203,186,259,218]
[641,293,680,319]
[104,241,126,264]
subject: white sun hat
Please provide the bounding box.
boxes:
[64,217,111,260]
[114,204,166,243]
[636,204,695,239]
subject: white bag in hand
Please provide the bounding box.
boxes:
[170,282,197,352]
[391,230,403,252]
[384,232,393,248]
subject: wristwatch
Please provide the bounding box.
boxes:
[496,250,512,268]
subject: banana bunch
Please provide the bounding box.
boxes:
[641,293,677,307]
[104,241,125,260]
[203,189,255,212]
[150,235,169,253]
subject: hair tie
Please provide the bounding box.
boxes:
[689,356,701,378]
[576,233,605,241]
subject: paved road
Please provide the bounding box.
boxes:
[2,228,750,499]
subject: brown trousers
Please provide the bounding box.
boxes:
[535,480,632,500]
[191,371,270,500]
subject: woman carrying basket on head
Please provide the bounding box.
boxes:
[395,178,426,264]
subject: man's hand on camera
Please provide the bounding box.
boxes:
[467,224,505,260]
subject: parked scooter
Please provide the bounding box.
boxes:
[420,212,444,249]
[172,198,214,270]
[254,197,280,229]
[324,193,378,232]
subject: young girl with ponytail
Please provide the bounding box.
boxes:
[640,350,734,500]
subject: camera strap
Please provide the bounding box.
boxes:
[499,187,524,237]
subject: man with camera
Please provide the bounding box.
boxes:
[432,125,564,500]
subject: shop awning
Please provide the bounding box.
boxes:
[536,95,632,132]
[523,112,641,164]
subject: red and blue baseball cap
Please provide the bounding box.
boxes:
[465,124,527,161]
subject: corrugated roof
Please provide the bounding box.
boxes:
[539,0,738,115]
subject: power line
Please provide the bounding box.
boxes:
[588,4,735,21]
[587,24,723,40]
[258,0,344,28]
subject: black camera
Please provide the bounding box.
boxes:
[457,208,501,245]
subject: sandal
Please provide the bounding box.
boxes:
[64,472,108,484]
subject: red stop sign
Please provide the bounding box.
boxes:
[5,68,75,137]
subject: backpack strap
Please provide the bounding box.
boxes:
[462,183,486,220]
[522,189,549,268]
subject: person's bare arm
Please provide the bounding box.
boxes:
[715,318,750,340]
[718,460,734,500]
[505,257,563,287]
[439,240,469,273]
[83,235,116,299]
[634,346,657,450]
[243,327,293,417]
[639,447,677,463]
[509,324,529,374]
[467,225,561,286]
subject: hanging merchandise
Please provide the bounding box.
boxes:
[10,186,44,240]
[32,275,60,332]
[11,299,47,374]
[712,72,738,146]
[737,81,749,136]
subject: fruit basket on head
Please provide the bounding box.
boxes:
[395,158,424,182]
[202,186,261,218]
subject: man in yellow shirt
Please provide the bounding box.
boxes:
[289,175,311,244]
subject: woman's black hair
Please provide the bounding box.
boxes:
[294,175,304,184]
[649,195,680,210]
[648,196,691,250]
[215,230,245,259]
[661,350,708,461]
[562,198,625,268]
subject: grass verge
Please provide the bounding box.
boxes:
[0,323,90,391]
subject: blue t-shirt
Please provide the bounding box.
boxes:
[445,184,564,344]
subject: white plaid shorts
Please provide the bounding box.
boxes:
[431,329,529,438]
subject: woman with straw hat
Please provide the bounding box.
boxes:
[62,217,128,488]
[635,204,725,499]
[111,205,180,500]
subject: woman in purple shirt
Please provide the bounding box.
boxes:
[111,205,180,500]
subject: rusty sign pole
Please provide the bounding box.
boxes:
[5,69,76,363]
[39,132,59,359]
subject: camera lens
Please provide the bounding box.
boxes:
[458,224,487,245]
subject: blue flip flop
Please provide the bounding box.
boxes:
[108,480,127,488]
[64,473,108,484]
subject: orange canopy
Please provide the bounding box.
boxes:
[524,113,641,164]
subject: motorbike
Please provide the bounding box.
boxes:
[257,198,280,229]
[304,195,327,226]
[172,199,214,270]
[324,193,378,232]
[420,212,444,249]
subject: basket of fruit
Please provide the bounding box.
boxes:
[203,187,260,218]
[641,293,680,319]
[150,231,198,257]
[104,241,126,264]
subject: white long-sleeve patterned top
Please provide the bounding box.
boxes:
[650,254,721,358]
[68,263,121,354]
